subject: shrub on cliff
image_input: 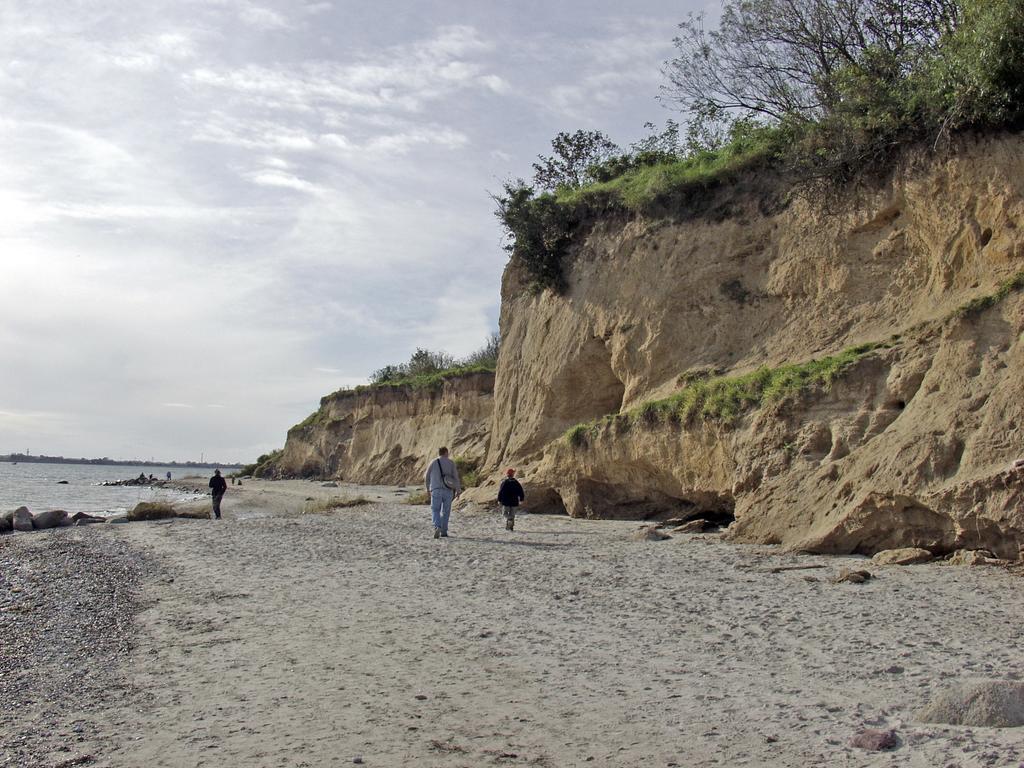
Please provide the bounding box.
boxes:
[664,0,1024,181]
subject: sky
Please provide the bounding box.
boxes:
[0,0,713,463]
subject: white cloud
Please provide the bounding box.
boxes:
[0,2,688,461]
[246,170,324,194]
[239,5,290,29]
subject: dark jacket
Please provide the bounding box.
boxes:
[209,475,227,495]
[497,477,525,507]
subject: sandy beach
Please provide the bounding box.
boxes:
[3,478,1024,767]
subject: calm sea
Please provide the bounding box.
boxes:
[0,462,210,516]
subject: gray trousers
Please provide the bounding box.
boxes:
[212,491,225,518]
[502,505,516,522]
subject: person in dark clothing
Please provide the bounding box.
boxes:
[497,468,525,531]
[209,469,227,519]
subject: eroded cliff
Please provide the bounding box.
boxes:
[467,132,1024,558]
[267,372,493,484]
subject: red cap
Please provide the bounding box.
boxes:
[506,468,516,476]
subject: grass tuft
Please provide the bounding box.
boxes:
[566,342,886,449]
[303,496,372,515]
[953,270,1024,319]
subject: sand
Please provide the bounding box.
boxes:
[5,478,1024,767]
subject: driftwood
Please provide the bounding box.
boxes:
[767,564,828,574]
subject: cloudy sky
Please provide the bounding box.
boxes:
[0,0,712,463]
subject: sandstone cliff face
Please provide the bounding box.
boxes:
[269,372,493,484]
[470,133,1024,559]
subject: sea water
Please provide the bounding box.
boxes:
[0,462,210,515]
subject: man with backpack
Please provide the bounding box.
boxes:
[424,447,461,539]
[497,468,525,531]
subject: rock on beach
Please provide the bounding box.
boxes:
[10,506,33,532]
[32,509,71,529]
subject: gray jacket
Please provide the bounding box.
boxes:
[425,456,461,493]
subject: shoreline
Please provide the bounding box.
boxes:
[2,480,1023,766]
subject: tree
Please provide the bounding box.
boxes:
[662,0,961,123]
[531,130,620,191]
[406,348,454,376]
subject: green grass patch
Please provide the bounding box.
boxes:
[403,490,431,506]
[565,343,885,448]
[954,270,1024,319]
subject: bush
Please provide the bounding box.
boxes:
[494,181,578,293]
[453,456,481,488]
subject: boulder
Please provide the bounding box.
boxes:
[0,516,11,534]
[32,509,71,529]
[322,481,339,488]
[11,506,33,532]
[871,547,933,566]
[916,680,1024,727]
[630,526,670,542]
[947,549,999,566]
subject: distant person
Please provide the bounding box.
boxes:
[166,471,172,481]
[137,472,146,482]
[497,468,525,531]
[209,469,227,520]
[424,447,461,539]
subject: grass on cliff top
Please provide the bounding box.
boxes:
[318,362,495,406]
[355,362,495,393]
[953,270,1024,319]
[557,127,783,213]
[566,342,885,448]
[290,363,496,433]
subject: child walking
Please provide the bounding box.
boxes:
[497,468,525,531]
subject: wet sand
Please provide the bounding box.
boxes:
[3,479,1024,767]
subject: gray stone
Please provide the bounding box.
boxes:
[917,680,1024,727]
[12,506,33,532]
[32,509,70,529]
[322,481,339,487]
